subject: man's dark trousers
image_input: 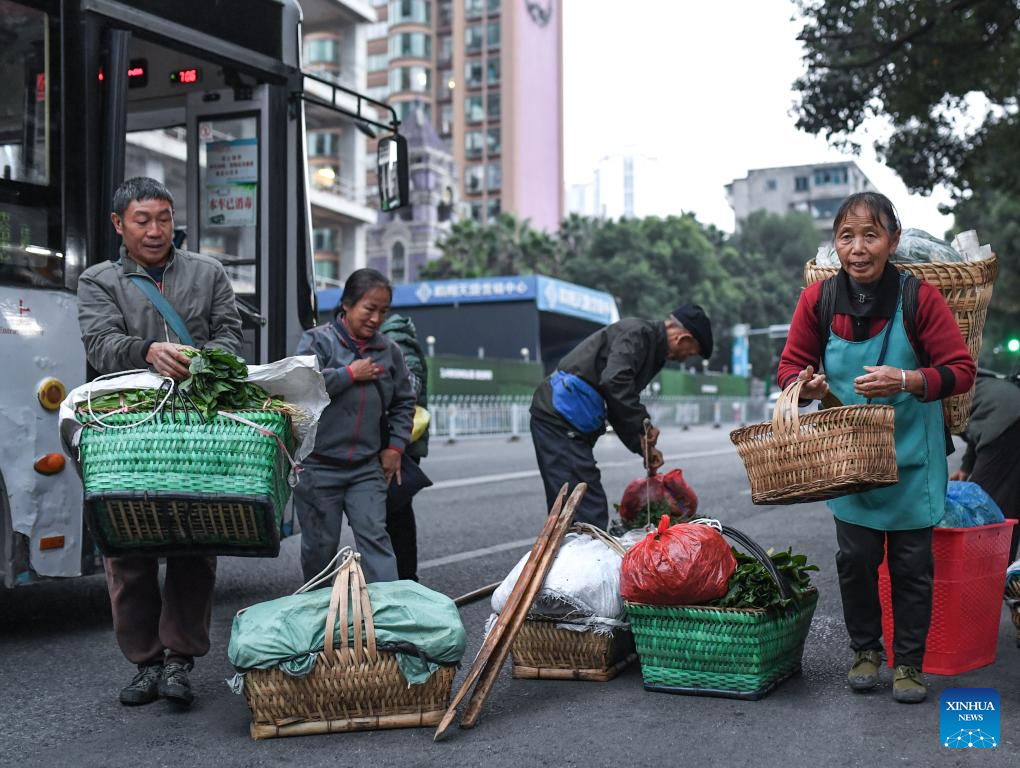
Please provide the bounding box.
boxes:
[835,519,933,668]
[530,416,608,529]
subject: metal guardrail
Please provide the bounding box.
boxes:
[428,395,769,439]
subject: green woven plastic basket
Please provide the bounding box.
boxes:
[626,588,818,700]
[78,409,294,557]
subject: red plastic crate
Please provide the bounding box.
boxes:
[879,520,1017,675]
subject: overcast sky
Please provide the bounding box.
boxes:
[561,0,955,236]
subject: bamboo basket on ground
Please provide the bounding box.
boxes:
[627,525,818,700]
[243,552,455,740]
[730,379,897,505]
[804,255,998,434]
[510,524,637,681]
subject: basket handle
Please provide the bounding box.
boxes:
[771,379,806,436]
[571,522,626,556]
[720,525,792,602]
[323,550,378,664]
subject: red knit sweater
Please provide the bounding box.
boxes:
[778,280,975,403]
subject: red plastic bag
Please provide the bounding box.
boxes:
[621,515,736,606]
[617,468,698,529]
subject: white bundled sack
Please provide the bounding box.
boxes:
[490,528,627,632]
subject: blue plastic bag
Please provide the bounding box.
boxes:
[937,481,1005,529]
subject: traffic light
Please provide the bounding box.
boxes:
[1008,338,1020,354]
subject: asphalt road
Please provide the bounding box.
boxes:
[2,426,1018,767]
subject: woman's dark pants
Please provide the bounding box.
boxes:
[835,519,933,669]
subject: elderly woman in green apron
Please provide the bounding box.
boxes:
[778,192,975,703]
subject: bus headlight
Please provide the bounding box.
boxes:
[37,378,66,411]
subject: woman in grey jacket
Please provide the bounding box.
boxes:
[293,269,416,583]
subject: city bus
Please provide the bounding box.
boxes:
[0,0,407,587]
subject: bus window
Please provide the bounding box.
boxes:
[0,2,50,185]
[0,1,63,290]
[197,116,258,297]
[125,126,189,237]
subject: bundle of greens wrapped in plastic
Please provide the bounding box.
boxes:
[84,348,291,420]
[815,228,992,267]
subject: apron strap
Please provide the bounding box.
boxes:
[868,273,905,404]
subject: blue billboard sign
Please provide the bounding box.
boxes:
[382,275,620,326]
[393,276,536,306]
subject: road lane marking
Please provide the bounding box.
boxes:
[425,447,736,491]
[419,538,535,570]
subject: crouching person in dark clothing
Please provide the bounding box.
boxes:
[950,369,1020,562]
[529,305,713,529]
[381,313,430,581]
[294,269,415,584]
[77,177,243,707]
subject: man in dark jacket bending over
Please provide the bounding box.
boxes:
[529,305,713,528]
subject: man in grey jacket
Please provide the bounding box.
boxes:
[530,305,712,529]
[77,177,243,708]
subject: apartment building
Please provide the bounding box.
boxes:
[725,161,876,235]
[567,153,666,220]
[365,0,563,244]
[301,0,379,287]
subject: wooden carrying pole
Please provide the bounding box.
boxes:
[433,484,569,741]
[457,482,586,731]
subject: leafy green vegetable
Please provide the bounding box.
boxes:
[83,348,285,420]
[711,547,818,611]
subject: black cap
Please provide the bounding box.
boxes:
[671,304,713,359]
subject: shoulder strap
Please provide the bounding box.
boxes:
[816,275,838,369]
[900,274,928,365]
[127,274,195,346]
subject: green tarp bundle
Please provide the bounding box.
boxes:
[228,580,466,687]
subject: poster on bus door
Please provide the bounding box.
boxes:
[205,138,257,227]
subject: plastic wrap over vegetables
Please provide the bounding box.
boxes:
[938,481,1005,528]
[617,468,698,529]
[621,515,736,606]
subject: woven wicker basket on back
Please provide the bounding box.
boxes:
[804,256,998,434]
[730,379,897,505]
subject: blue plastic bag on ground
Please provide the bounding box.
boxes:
[937,481,1005,528]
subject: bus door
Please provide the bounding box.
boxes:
[120,34,283,365]
[185,87,272,364]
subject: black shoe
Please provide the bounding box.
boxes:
[120,663,163,706]
[158,659,195,706]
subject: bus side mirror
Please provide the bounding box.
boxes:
[377,134,409,212]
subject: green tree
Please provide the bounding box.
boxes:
[422,211,816,375]
[793,0,1020,204]
[419,214,559,279]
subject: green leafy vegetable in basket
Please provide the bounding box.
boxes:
[84,348,288,420]
[711,547,818,611]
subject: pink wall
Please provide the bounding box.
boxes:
[511,4,563,232]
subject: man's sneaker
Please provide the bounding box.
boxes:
[847,649,882,691]
[893,665,927,703]
[158,659,195,706]
[119,663,163,706]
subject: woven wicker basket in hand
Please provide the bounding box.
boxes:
[243,552,455,740]
[804,256,998,434]
[730,379,898,505]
